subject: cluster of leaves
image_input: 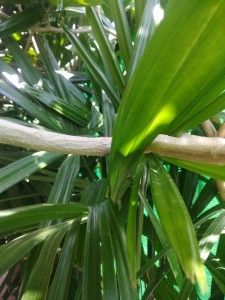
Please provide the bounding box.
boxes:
[0,0,225,299]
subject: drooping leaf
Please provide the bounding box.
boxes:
[149,155,207,292]
[139,191,183,288]
[0,5,46,37]
[0,203,88,234]
[0,151,62,194]
[21,228,67,300]
[0,81,64,132]
[62,23,120,109]
[164,157,225,182]
[48,220,80,300]
[25,86,89,127]
[1,37,41,86]
[0,221,72,276]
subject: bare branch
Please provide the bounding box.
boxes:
[218,122,225,138]
[1,120,225,166]
[0,11,10,19]
[201,120,217,137]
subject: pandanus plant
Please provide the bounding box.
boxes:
[0,0,225,299]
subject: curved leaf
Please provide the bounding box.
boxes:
[0,221,71,276]
[0,5,46,37]
[0,203,88,234]
[149,155,206,292]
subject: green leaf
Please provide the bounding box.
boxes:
[21,228,67,300]
[35,37,88,107]
[99,204,118,300]
[191,179,218,220]
[48,155,80,204]
[126,162,144,285]
[199,211,225,261]
[0,151,62,194]
[108,0,132,69]
[0,221,71,276]
[86,7,124,94]
[134,0,148,28]
[0,5,46,37]
[102,93,115,137]
[82,207,101,300]
[128,0,158,81]
[164,157,225,182]
[177,279,194,300]
[139,191,183,288]
[149,155,207,292]
[62,23,120,109]
[137,244,171,278]
[105,201,137,299]
[25,87,89,127]
[206,254,225,295]
[0,203,88,234]
[48,220,80,300]
[109,0,225,200]
[0,81,64,132]
[1,37,41,86]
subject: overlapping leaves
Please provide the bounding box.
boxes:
[109,0,225,200]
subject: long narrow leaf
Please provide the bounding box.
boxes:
[0,152,62,194]
[109,0,132,69]
[128,0,159,81]
[199,211,225,261]
[82,207,101,300]
[106,201,138,299]
[48,155,80,204]
[99,204,118,300]
[206,254,225,295]
[0,203,88,234]
[21,229,67,300]
[86,7,124,94]
[149,155,206,292]
[2,37,41,86]
[164,157,225,182]
[126,162,144,285]
[48,220,80,300]
[0,221,71,276]
[62,23,120,109]
[139,191,183,288]
[0,81,63,131]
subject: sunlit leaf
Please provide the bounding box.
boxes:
[0,151,62,194]
[109,0,225,200]
[149,155,206,292]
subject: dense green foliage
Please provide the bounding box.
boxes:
[0,0,225,299]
